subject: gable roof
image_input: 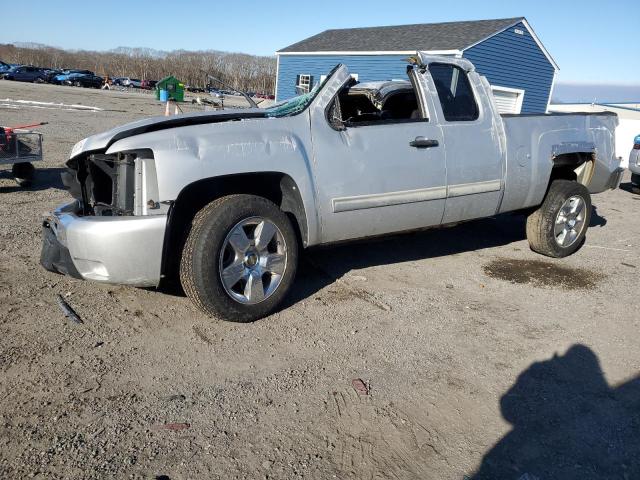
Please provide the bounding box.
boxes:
[278,17,523,53]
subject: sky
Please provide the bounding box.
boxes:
[3,0,639,98]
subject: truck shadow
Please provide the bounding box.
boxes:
[469,344,640,479]
[285,212,527,308]
[0,166,66,193]
[286,205,606,309]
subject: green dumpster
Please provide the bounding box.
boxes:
[156,76,184,102]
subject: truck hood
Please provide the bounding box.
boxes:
[69,108,268,159]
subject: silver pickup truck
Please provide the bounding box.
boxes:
[41,53,623,322]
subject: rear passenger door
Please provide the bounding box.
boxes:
[428,62,505,223]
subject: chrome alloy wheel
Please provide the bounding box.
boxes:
[554,195,587,247]
[218,217,287,305]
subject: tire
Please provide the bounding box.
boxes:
[526,180,591,258]
[180,194,298,322]
[12,162,35,187]
[631,173,640,187]
[74,81,82,87]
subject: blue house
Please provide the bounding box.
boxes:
[275,17,558,114]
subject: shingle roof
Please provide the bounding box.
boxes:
[278,17,523,53]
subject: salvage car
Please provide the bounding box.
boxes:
[51,70,95,84]
[629,134,640,188]
[41,53,624,322]
[64,73,104,88]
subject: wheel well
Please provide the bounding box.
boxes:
[550,152,594,187]
[160,172,308,281]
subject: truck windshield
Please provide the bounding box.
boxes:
[265,65,340,118]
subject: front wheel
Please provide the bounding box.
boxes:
[180,194,298,322]
[526,180,591,258]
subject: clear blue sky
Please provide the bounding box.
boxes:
[4,0,638,85]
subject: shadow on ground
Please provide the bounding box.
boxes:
[160,204,609,308]
[0,166,66,193]
[618,181,640,195]
[284,212,528,308]
[470,345,640,480]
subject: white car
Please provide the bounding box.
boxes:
[121,77,141,88]
[630,135,640,187]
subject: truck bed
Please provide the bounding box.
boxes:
[498,111,619,213]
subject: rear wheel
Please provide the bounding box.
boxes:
[12,162,35,187]
[180,194,298,322]
[526,180,591,258]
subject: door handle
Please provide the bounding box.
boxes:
[410,137,439,148]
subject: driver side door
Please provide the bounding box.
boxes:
[308,68,447,244]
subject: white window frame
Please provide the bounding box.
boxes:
[490,85,525,114]
[296,74,312,94]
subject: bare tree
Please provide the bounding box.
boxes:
[0,43,277,94]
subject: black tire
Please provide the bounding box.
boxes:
[12,162,35,187]
[180,194,298,322]
[631,173,640,187]
[526,180,591,258]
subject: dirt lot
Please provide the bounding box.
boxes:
[1,81,639,479]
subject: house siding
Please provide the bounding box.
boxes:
[276,22,555,113]
[276,54,411,101]
[463,22,555,113]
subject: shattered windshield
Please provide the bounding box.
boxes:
[264,65,340,118]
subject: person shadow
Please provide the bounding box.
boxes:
[470,344,640,480]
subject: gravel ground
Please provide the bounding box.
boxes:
[1,81,639,480]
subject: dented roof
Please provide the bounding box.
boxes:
[278,17,523,53]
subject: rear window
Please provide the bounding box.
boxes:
[429,63,479,122]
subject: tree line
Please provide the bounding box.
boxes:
[0,43,277,94]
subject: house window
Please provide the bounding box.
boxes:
[295,74,313,94]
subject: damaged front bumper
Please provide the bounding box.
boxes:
[40,200,166,287]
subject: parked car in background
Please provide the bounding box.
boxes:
[51,70,95,84]
[140,80,157,90]
[0,65,19,79]
[43,69,63,83]
[3,65,47,82]
[630,135,640,188]
[64,73,104,88]
[209,89,224,99]
[121,78,142,88]
[41,54,624,322]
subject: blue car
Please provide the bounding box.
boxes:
[3,65,47,82]
[51,69,94,85]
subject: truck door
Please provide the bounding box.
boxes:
[309,66,447,244]
[426,61,505,223]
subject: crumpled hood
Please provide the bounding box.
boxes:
[69,107,268,159]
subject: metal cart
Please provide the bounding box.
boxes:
[0,125,44,187]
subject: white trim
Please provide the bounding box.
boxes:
[545,70,557,113]
[521,19,560,71]
[276,49,462,56]
[461,18,559,71]
[490,85,525,113]
[274,54,280,102]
